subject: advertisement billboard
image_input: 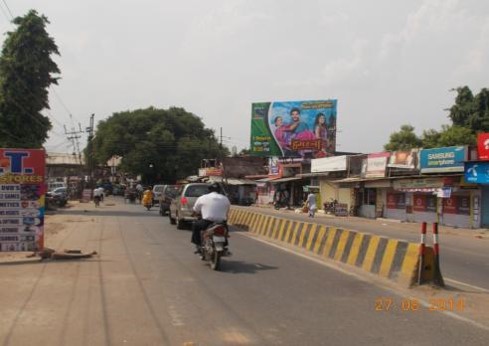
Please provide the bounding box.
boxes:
[365,152,390,178]
[0,149,46,252]
[387,149,419,169]
[465,162,489,184]
[419,146,466,173]
[477,133,489,160]
[250,100,337,158]
[311,155,347,173]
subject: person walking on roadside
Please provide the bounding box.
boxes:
[306,192,317,218]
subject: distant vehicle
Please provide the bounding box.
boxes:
[158,185,180,216]
[152,185,165,205]
[169,183,210,229]
[46,187,68,207]
[48,182,66,191]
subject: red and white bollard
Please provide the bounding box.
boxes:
[432,222,445,287]
[418,222,427,285]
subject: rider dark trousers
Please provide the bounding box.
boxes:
[191,219,229,248]
[191,219,213,246]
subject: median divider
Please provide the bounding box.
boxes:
[229,208,432,288]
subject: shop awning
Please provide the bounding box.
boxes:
[397,188,438,193]
[297,172,331,178]
[255,177,280,182]
[270,177,303,183]
[224,178,257,185]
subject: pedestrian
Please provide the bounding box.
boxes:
[306,192,317,218]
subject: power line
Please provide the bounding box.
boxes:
[0,2,10,23]
[1,0,13,20]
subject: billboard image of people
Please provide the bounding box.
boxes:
[250,100,337,158]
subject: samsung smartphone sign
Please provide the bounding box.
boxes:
[420,146,466,173]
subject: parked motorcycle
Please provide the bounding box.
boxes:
[323,198,338,214]
[200,222,229,271]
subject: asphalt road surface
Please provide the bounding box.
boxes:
[1,197,489,345]
[240,206,489,292]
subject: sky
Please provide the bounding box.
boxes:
[1,0,488,155]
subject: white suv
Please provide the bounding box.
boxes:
[152,185,165,205]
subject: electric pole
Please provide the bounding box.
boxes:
[64,123,84,165]
[86,114,95,188]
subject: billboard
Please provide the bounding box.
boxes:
[250,100,337,158]
[388,149,419,169]
[0,149,46,252]
[364,152,390,178]
[465,162,489,184]
[419,146,466,173]
[311,155,347,173]
[477,133,489,160]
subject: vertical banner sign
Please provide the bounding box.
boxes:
[0,149,46,252]
[477,133,489,160]
[250,100,337,158]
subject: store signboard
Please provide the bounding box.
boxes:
[412,194,437,213]
[419,146,466,173]
[386,193,406,210]
[311,155,347,173]
[365,152,390,178]
[477,133,489,160]
[465,162,489,184]
[0,149,46,252]
[388,149,419,169]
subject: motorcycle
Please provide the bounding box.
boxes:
[200,222,229,271]
[323,198,338,215]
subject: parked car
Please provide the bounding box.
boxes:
[169,183,210,229]
[152,185,165,205]
[159,185,180,216]
[46,187,68,207]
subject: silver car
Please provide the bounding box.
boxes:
[169,183,210,229]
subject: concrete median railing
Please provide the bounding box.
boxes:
[229,208,433,287]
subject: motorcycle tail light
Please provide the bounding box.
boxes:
[180,197,188,205]
[213,226,227,236]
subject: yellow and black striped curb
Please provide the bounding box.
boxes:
[228,208,427,287]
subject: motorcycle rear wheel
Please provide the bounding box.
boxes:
[211,251,221,271]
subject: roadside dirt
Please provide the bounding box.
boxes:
[0,201,90,263]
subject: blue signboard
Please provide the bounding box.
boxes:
[465,162,489,184]
[419,146,466,173]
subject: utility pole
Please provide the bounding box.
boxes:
[64,123,84,165]
[86,114,95,188]
[219,127,223,150]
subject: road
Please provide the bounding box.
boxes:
[238,206,489,292]
[1,197,489,345]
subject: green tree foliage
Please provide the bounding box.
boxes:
[436,125,476,147]
[0,10,60,147]
[383,125,423,151]
[90,107,229,183]
[448,86,489,132]
[420,129,442,149]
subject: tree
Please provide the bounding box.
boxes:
[383,124,422,151]
[90,107,229,183]
[0,10,60,148]
[420,129,441,149]
[436,125,476,147]
[448,86,489,132]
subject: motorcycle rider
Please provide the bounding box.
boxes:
[191,182,230,254]
[142,187,154,209]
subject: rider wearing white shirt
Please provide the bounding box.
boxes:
[191,183,230,252]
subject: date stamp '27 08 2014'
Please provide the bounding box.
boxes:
[375,297,465,312]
